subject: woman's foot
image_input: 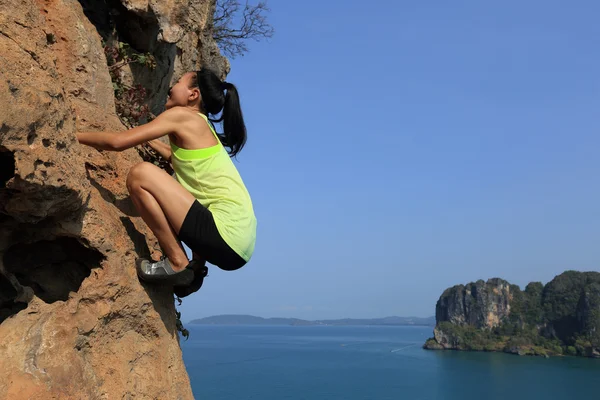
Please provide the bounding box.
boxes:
[173,260,208,298]
[136,257,195,286]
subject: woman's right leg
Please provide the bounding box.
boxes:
[126,162,197,272]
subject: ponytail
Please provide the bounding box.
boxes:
[221,82,246,157]
[193,69,247,157]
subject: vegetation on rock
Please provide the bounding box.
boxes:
[101,34,173,175]
[104,40,155,124]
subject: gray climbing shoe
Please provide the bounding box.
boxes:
[136,257,195,286]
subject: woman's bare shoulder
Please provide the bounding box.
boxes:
[164,107,214,147]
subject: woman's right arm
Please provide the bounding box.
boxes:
[147,139,172,162]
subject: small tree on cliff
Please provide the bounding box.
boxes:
[212,0,274,58]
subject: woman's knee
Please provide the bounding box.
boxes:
[126,162,154,191]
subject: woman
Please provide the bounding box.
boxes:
[77,68,257,297]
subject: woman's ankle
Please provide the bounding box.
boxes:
[168,256,190,272]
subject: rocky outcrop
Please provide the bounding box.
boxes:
[424,271,600,358]
[0,0,227,398]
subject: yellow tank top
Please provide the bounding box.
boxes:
[169,113,256,262]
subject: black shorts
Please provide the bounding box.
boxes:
[178,200,246,271]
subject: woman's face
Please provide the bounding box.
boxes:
[165,72,199,109]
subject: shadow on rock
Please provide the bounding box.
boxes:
[3,237,104,303]
[86,166,139,216]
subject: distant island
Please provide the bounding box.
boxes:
[190,315,435,327]
[424,270,600,358]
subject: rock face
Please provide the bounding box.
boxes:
[435,278,513,329]
[424,271,600,358]
[0,0,227,398]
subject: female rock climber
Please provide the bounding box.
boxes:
[77,68,257,297]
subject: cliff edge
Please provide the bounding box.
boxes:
[0,0,227,398]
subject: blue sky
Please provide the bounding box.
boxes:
[178,0,600,321]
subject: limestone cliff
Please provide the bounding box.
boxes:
[0,0,227,398]
[424,271,600,358]
[435,278,513,329]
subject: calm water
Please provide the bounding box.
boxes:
[181,325,599,399]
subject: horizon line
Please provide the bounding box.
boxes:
[189,313,436,321]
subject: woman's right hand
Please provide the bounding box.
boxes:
[145,139,172,162]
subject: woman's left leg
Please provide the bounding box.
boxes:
[126,162,196,272]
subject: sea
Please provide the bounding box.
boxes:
[181,324,599,400]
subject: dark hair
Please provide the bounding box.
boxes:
[190,68,247,157]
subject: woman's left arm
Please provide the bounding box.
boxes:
[77,107,184,152]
